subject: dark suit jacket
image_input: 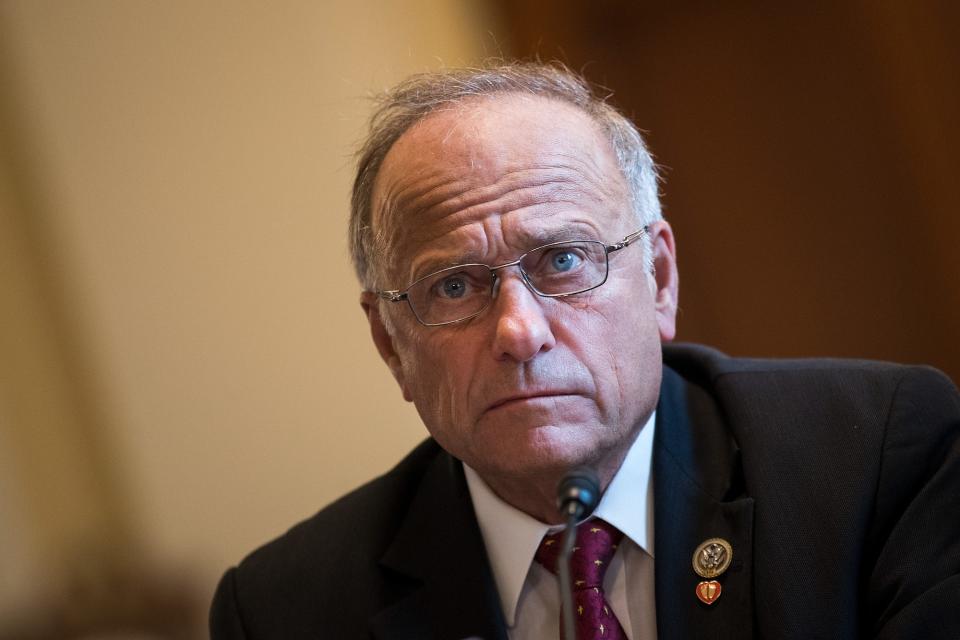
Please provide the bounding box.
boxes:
[210,343,960,639]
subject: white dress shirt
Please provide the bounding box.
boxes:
[464,412,657,640]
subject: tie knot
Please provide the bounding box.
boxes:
[535,518,624,589]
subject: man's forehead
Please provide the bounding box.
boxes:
[372,94,612,208]
[369,93,630,281]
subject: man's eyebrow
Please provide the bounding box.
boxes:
[522,223,602,246]
[407,251,485,283]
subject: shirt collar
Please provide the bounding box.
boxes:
[464,411,657,627]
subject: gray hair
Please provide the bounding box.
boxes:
[349,61,663,288]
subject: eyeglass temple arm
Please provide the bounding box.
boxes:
[376,290,407,302]
[606,225,649,253]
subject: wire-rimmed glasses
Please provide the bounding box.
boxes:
[375,227,649,326]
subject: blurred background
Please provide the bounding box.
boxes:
[0,1,956,638]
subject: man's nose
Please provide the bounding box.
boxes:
[489,273,557,362]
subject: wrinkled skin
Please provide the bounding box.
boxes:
[361,94,678,523]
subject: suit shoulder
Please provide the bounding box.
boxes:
[663,343,957,443]
[213,440,448,636]
[231,438,443,598]
[664,341,951,385]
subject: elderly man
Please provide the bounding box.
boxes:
[210,63,960,639]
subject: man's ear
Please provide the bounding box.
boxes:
[360,292,413,402]
[648,221,679,342]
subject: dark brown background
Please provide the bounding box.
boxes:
[494,1,960,382]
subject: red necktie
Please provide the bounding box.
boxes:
[535,518,627,640]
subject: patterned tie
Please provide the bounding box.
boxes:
[535,518,627,640]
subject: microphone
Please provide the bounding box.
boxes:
[556,466,601,520]
[555,467,601,640]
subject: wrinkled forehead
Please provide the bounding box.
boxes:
[369,94,631,282]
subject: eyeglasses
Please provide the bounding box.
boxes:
[375,227,648,326]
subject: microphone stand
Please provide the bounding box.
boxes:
[555,467,599,640]
[558,511,579,640]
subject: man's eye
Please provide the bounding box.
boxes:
[549,250,582,272]
[439,276,468,299]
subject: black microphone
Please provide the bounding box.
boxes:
[556,466,601,520]
[555,467,601,640]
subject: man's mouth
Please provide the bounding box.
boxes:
[485,391,581,413]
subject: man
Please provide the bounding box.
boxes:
[210,63,960,639]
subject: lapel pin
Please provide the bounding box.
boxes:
[692,537,732,606]
[692,537,733,579]
[696,580,722,605]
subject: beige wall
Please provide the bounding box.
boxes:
[0,1,501,635]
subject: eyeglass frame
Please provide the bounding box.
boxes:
[374,226,650,327]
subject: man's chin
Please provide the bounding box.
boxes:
[466,427,608,480]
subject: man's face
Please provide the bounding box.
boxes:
[363,94,678,490]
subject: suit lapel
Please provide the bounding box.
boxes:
[654,366,755,640]
[371,451,507,640]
